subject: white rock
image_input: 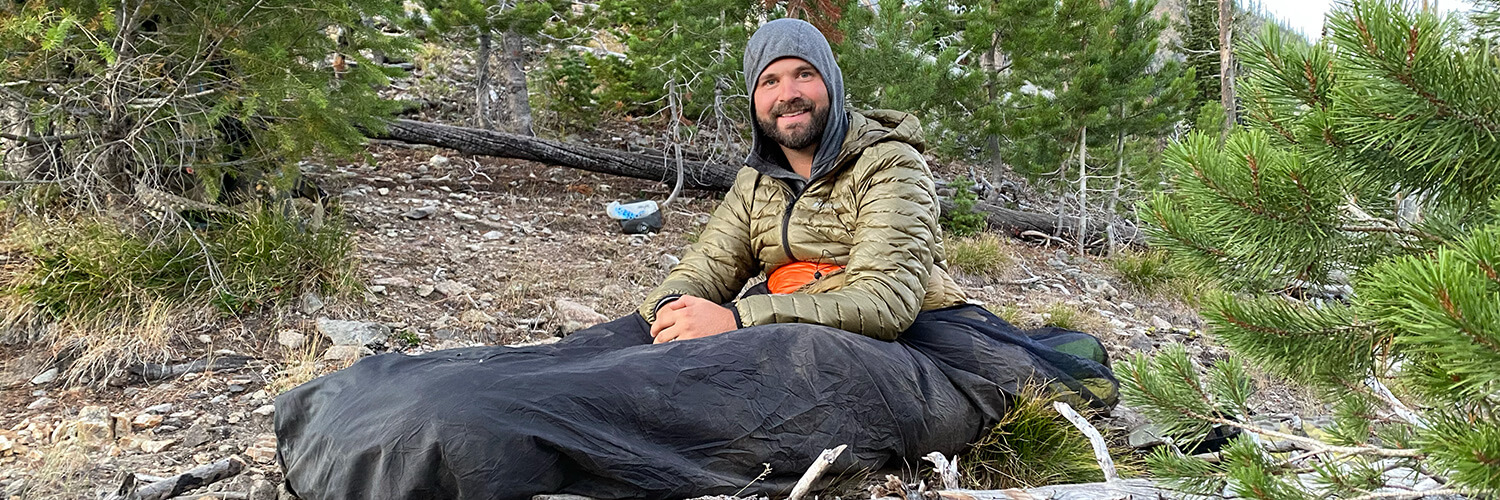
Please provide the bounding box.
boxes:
[453,212,479,222]
[316,318,391,346]
[482,231,504,240]
[428,154,449,167]
[460,309,496,325]
[29,368,58,385]
[26,398,53,410]
[277,330,308,350]
[323,345,373,362]
[252,405,276,417]
[377,187,390,196]
[658,254,680,271]
[553,299,608,334]
[1150,315,1172,331]
[373,276,412,287]
[416,284,435,297]
[433,280,475,297]
[1118,302,1137,312]
[140,439,176,453]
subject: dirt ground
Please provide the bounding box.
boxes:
[0,139,1322,499]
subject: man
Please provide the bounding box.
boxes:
[642,18,968,344]
[275,19,1117,500]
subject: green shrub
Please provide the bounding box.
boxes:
[10,205,357,321]
[961,393,1103,488]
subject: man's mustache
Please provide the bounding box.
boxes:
[770,98,815,117]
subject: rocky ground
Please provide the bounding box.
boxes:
[0,137,1331,498]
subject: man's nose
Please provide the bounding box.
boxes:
[775,82,803,102]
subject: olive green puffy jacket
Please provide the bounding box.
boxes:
[638,110,968,340]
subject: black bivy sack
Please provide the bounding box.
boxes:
[274,304,1118,500]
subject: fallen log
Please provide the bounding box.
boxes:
[373,119,1145,247]
[107,457,245,500]
[935,479,1217,500]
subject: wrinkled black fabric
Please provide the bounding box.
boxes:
[275,305,1116,500]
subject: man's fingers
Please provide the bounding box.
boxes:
[652,325,678,344]
[649,315,675,338]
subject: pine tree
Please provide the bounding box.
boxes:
[1125,0,1500,495]
[0,0,410,203]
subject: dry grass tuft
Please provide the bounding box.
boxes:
[268,335,328,395]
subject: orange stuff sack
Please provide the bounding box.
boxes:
[767,262,845,294]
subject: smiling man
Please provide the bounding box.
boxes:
[642,18,971,343]
[276,18,1118,500]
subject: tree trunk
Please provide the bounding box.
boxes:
[476,31,494,130]
[500,30,534,137]
[371,119,1148,247]
[1076,126,1088,254]
[982,32,1004,180]
[1218,0,1236,134]
[1107,130,1127,257]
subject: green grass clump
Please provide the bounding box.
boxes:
[1042,302,1104,332]
[961,393,1103,488]
[947,233,1010,276]
[1109,250,1218,307]
[11,204,357,320]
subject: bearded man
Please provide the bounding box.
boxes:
[274,19,1117,500]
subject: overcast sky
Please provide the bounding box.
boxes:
[1254,0,1478,39]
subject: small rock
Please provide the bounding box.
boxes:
[132,414,163,431]
[372,276,412,287]
[140,439,176,453]
[323,345,373,363]
[460,309,496,325]
[433,280,475,297]
[316,318,391,347]
[300,291,326,314]
[144,403,175,415]
[369,285,387,294]
[252,405,276,417]
[416,284,435,297]
[1117,302,1136,312]
[277,330,308,350]
[453,212,479,222]
[245,435,278,463]
[197,334,213,344]
[428,154,449,167]
[0,434,13,454]
[227,385,246,394]
[377,187,390,196]
[1150,315,1172,331]
[29,368,58,386]
[658,254,680,271]
[553,299,608,335]
[1128,333,1156,353]
[482,230,504,240]
[402,205,440,220]
[73,406,115,445]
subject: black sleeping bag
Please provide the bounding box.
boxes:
[274,304,1117,500]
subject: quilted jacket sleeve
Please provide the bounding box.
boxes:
[637,168,760,322]
[733,143,938,341]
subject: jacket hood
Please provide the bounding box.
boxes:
[743,18,850,185]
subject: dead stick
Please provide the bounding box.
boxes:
[1053,401,1119,483]
[788,444,848,500]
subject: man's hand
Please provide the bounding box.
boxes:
[650,295,737,344]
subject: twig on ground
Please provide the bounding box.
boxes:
[788,444,847,500]
[993,276,1044,286]
[1053,401,1119,483]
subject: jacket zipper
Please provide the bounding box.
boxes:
[780,186,803,262]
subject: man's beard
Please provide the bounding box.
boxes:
[756,97,829,151]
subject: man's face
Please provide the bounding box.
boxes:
[753,58,830,152]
